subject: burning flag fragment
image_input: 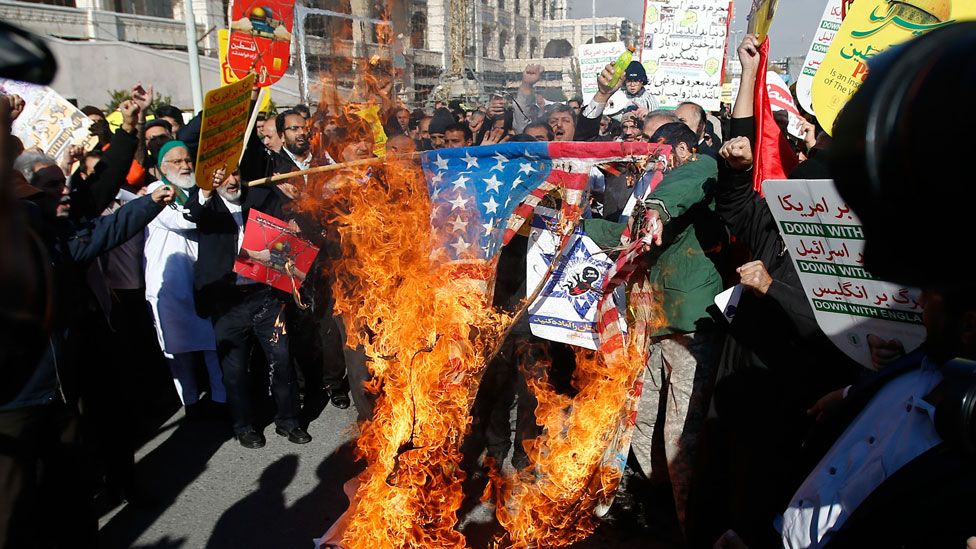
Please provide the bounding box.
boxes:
[294,137,669,547]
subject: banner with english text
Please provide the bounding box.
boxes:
[577,41,626,106]
[795,0,847,116]
[811,0,976,134]
[764,179,925,369]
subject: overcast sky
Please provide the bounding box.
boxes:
[565,0,830,58]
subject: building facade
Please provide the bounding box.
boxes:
[2,0,636,107]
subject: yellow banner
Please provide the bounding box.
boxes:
[348,103,388,158]
[812,0,976,133]
[218,30,271,112]
[747,0,779,43]
[195,74,255,190]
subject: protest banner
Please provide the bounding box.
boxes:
[639,0,732,111]
[747,0,779,43]
[578,41,626,106]
[526,208,618,350]
[766,70,805,139]
[195,74,255,190]
[795,0,845,115]
[347,103,388,157]
[0,79,94,165]
[218,29,271,111]
[812,0,976,134]
[234,209,319,295]
[764,179,925,369]
[227,0,296,87]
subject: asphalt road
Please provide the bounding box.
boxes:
[96,395,680,549]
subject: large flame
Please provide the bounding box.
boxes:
[297,153,509,547]
[487,279,662,547]
[291,6,666,543]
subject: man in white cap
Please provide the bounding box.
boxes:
[144,140,225,413]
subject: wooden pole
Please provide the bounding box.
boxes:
[244,152,424,187]
[482,219,581,366]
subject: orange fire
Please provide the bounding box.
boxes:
[292,6,665,543]
[487,279,662,547]
[297,149,510,547]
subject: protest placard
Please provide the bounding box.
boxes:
[526,208,618,350]
[0,79,94,165]
[766,71,804,139]
[812,0,976,134]
[227,0,296,87]
[234,209,319,295]
[764,179,926,369]
[578,41,626,106]
[195,74,255,190]
[218,29,271,111]
[795,0,845,115]
[747,0,779,43]
[640,0,732,110]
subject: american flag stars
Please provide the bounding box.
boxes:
[483,175,503,193]
[422,142,553,261]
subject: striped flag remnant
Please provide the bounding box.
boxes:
[420,141,668,269]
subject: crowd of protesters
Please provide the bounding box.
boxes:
[2,20,976,549]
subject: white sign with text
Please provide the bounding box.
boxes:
[640,0,731,111]
[764,179,926,369]
[795,0,844,115]
[578,41,627,106]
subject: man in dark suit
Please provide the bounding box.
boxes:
[272,108,329,174]
[260,109,352,411]
[185,170,309,449]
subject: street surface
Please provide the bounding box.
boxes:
[97,395,679,548]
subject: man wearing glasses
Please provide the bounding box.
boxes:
[274,108,327,174]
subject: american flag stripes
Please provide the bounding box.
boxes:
[420,141,665,269]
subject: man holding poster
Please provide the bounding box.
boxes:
[713,26,976,547]
[187,168,309,449]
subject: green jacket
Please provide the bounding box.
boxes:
[584,155,722,337]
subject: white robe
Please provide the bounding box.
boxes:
[144,181,217,356]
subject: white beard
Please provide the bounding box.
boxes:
[164,170,195,190]
[216,186,242,204]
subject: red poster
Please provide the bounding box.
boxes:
[227,1,296,87]
[234,210,319,294]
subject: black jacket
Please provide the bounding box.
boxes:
[786,352,976,548]
[714,118,860,402]
[575,109,614,142]
[184,186,287,318]
[2,196,164,410]
[70,127,139,224]
[238,126,279,183]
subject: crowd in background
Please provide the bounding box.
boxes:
[2,23,976,549]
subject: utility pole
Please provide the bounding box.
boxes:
[474,0,482,75]
[591,0,596,43]
[183,0,204,113]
